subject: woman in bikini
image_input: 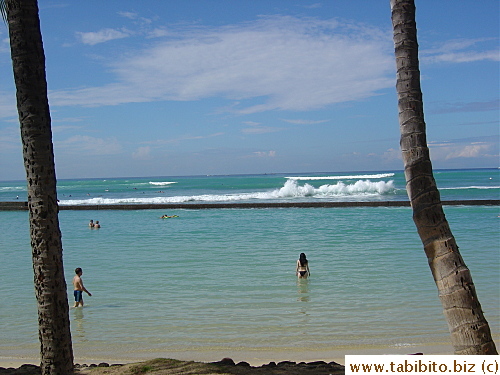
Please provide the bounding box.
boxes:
[296,253,310,279]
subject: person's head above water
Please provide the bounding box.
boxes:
[299,253,308,265]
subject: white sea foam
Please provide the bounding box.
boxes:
[149,181,177,186]
[274,179,395,198]
[440,186,499,190]
[286,173,395,180]
[59,179,396,205]
[0,186,25,192]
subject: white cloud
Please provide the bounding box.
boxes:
[303,3,322,9]
[132,146,152,160]
[118,11,138,20]
[362,139,498,169]
[381,147,402,162]
[1,37,10,54]
[0,91,17,119]
[51,16,394,112]
[147,28,170,38]
[430,99,499,114]
[426,50,499,63]
[141,132,224,145]
[242,121,261,127]
[428,39,487,53]
[421,38,500,64]
[241,121,284,134]
[0,126,21,150]
[52,117,85,123]
[429,140,497,161]
[55,135,122,155]
[281,119,329,125]
[250,150,276,158]
[52,125,82,133]
[443,143,492,160]
[118,11,153,25]
[76,28,131,45]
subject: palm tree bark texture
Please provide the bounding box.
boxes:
[5,0,74,373]
[390,0,497,354]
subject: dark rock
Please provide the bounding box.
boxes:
[277,361,296,366]
[307,361,328,366]
[16,364,40,374]
[0,364,41,375]
[215,358,235,366]
[328,361,342,366]
[263,361,276,368]
[97,363,110,367]
[236,361,251,367]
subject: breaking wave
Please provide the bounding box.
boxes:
[59,179,396,205]
[286,173,395,180]
[276,179,395,197]
[149,181,177,186]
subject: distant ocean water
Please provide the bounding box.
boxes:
[0,169,498,363]
[1,169,499,205]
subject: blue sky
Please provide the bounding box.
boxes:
[0,1,498,180]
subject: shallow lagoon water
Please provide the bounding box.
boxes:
[0,169,498,362]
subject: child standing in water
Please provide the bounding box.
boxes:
[72,267,92,307]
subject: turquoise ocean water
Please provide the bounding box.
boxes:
[0,169,498,363]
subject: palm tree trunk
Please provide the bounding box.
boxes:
[5,0,74,373]
[390,0,497,355]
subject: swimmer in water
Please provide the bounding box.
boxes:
[296,253,310,279]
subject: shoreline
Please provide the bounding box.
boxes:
[0,199,498,211]
[0,343,455,368]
